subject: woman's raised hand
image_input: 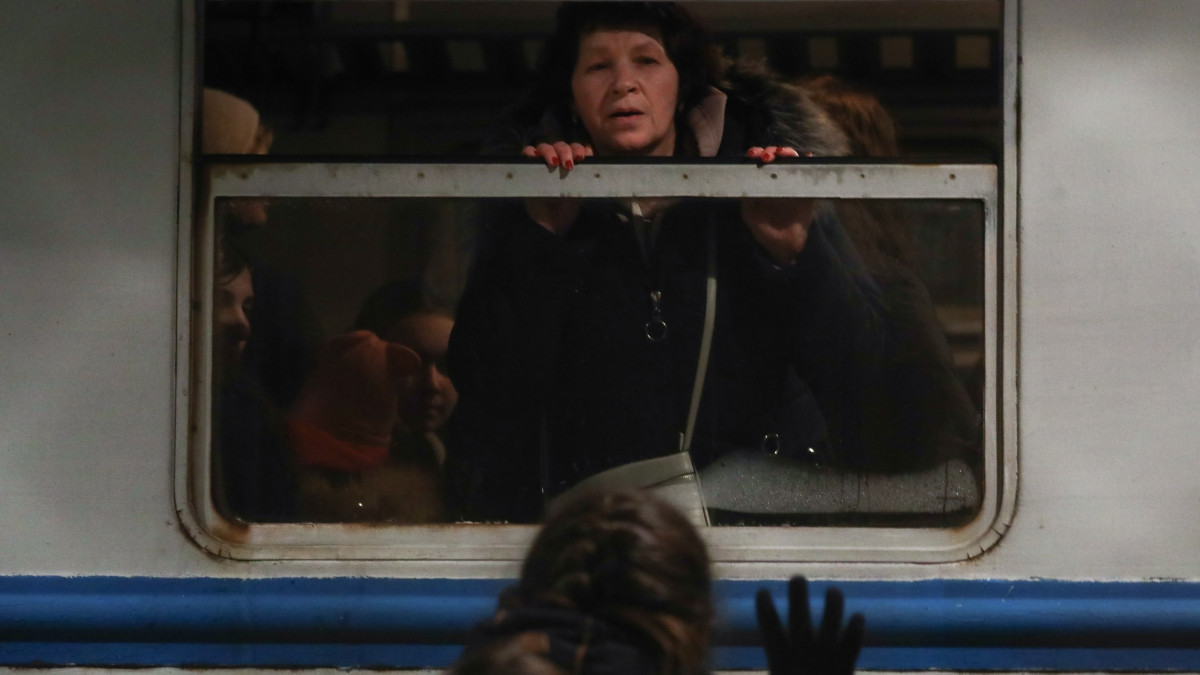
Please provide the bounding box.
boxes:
[523,142,594,170]
[519,142,592,233]
[741,197,816,266]
[742,147,816,265]
[524,198,581,235]
[755,576,866,675]
[747,146,810,163]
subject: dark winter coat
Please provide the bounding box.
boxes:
[445,63,886,522]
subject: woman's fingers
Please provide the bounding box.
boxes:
[569,143,594,161]
[550,142,574,169]
[523,142,593,169]
[526,143,557,167]
[747,146,804,163]
[555,142,595,169]
[747,146,781,162]
[525,142,568,168]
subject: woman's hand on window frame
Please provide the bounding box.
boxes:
[523,142,594,171]
[747,145,811,163]
[741,147,817,265]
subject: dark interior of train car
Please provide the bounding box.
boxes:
[203,1,1001,159]
[200,0,999,529]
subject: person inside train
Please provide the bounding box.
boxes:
[354,277,460,470]
[281,277,457,523]
[793,74,982,475]
[451,488,865,675]
[205,88,302,522]
[286,326,456,523]
[210,235,302,521]
[204,88,269,391]
[213,245,255,387]
[204,87,324,413]
[203,88,274,223]
[445,1,888,524]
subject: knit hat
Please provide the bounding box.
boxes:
[288,330,421,472]
[202,88,263,155]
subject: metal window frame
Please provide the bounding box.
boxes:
[175,0,1018,567]
[177,159,1008,563]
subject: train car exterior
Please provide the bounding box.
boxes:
[3,0,1200,671]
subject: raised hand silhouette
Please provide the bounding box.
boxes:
[755,576,866,675]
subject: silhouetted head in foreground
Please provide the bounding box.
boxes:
[455,489,713,675]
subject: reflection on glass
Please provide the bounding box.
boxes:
[209,196,983,527]
[211,197,473,523]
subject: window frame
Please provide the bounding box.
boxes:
[175,0,1018,565]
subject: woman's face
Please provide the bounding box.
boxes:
[384,313,458,434]
[571,27,680,157]
[213,267,253,381]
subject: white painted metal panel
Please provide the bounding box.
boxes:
[979,0,1200,580]
[0,0,198,575]
[1,0,1200,583]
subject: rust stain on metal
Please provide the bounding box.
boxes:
[336,520,480,533]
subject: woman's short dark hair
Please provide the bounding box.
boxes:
[529,2,725,150]
[215,235,250,285]
[506,489,713,675]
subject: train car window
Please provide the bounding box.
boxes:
[208,192,984,527]
[184,1,1012,562]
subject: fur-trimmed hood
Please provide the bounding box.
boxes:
[713,59,850,157]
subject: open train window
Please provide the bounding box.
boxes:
[179,0,1015,562]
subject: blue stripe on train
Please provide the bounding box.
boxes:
[2,577,1199,669]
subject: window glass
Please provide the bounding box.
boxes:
[194,0,1006,556]
[210,195,984,528]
